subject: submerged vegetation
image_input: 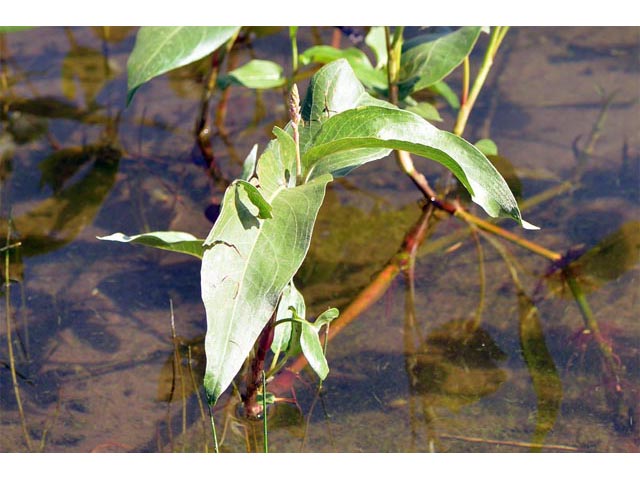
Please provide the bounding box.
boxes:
[0,26,638,452]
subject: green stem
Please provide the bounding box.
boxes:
[453,26,509,137]
[289,27,299,85]
[207,403,220,453]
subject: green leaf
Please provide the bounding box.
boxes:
[299,45,387,91]
[365,26,388,68]
[429,80,460,109]
[271,281,306,357]
[0,27,33,33]
[235,179,273,219]
[290,307,338,381]
[299,320,329,380]
[201,170,332,405]
[303,104,532,227]
[241,144,259,181]
[398,27,482,99]
[98,231,205,259]
[405,101,443,122]
[218,59,286,89]
[475,138,499,156]
[126,26,239,105]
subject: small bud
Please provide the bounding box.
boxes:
[288,84,301,124]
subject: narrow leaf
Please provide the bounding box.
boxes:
[126,26,239,104]
[300,321,329,380]
[98,231,205,259]
[241,144,259,181]
[271,281,306,356]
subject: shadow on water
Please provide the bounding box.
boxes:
[0,26,638,452]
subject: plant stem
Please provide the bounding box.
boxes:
[262,370,268,453]
[4,227,32,452]
[243,311,276,418]
[289,27,299,87]
[207,403,220,453]
[454,208,562,262]
[461,56,470,106]
[453,27,509,137]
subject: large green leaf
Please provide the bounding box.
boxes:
[296,60,531,228]
[201,152,332,404]
[97,231,205,259]
[398,27,482,99]
[302,103,532,227]
[126,26,240,104]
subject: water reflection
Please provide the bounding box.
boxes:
[0,26,638,452]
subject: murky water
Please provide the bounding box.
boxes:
[0,26,638,452]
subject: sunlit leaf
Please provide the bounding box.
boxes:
[405,101,443,122]
[475,138,498,156]
[271,281,306,357]
[289,306,338,381]
[126,26,240,105]
[398,27,482,99]
[429,80,460,109]
[365,26,387,68]
[241,144,259,181]
[218,59,286,89]
[0,27,32,33]
[98,231,205,259]
[304,105,530,227]
[298,60,532,228]
[299,45,387,91]
[201,168,332,405]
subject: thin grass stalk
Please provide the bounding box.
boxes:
[187,345,210,452]
[4,227,32,451]
[168,300,188,451]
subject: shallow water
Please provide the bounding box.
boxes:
[0,26,638,452]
